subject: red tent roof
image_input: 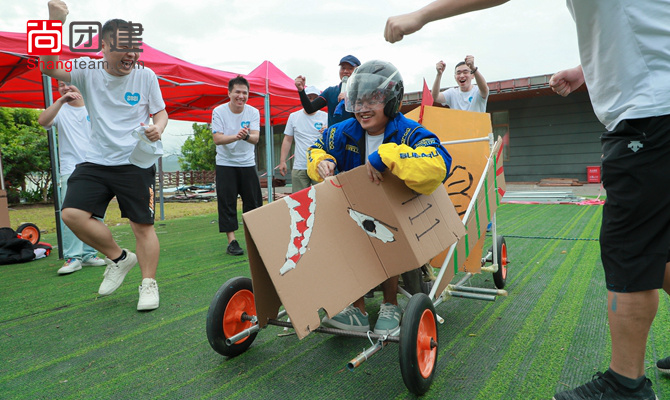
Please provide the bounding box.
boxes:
[246,60,302,126]
[0,32,301,125]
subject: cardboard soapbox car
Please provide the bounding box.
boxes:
[205,108,509,396]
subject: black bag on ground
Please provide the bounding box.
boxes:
[0,227,35,265]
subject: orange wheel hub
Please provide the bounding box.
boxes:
[223,289,255,344]
[416,309,437,378]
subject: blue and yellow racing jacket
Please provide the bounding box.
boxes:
[307,113,451,195]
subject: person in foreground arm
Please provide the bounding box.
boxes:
[384,0,509,43]
[306,60,451,335]
[39,0,72,82]
[549,65,584,97]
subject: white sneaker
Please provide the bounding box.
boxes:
[137,278,159,311]
[58,258,82,275]
[98,250,137,296]
[82,256,106,267]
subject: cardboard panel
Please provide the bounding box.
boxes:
[243,166,465,339]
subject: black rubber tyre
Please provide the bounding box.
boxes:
[399,293,438,396]
[206,277,257,357]
[493,235,508,289]
[17,223,40,245]
[401,268,424,295]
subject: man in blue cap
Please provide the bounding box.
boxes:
[294,55,361,126]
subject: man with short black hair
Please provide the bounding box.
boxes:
[212,75,263,256]
[39,0,168,311]
[432,55,489,112]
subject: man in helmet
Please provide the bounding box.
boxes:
[306,60,452,335]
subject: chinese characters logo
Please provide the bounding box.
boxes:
[27,20,62,55]
[26,20,143,55]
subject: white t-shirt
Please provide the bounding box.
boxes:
[366,132,384,159]
[211,103,261,167]
[70,57,166,165]
[440,85,488,113]
[50,104,91,175]
[567,0,670,130]
[284,110,327,170]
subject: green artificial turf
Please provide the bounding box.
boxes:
[1,205,669,399]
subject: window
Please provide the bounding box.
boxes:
[491,111,510,161]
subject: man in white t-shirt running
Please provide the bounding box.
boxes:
[277,86,328,193]
[211,76,263,256]
[38,81,106,275]
[40,1,168,312]
[431,55,489,113]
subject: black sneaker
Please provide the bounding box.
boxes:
[553,371,657,400]
[657,356,670,374]
[226,240,244,256]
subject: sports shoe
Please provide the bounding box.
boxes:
[321,305,370,332]
[374,303,402,335]
[137,278,160,311]
[226,240,244,256]
[657,356,670,374]
[98,250,137,296]
[57,258,82,275]
[82,256,106,267]
[553,371,657,400]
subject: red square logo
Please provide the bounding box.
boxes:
[27,20,63,55]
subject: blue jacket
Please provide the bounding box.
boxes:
[307,113,451,195]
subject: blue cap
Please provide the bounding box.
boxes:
[339,55,361,67]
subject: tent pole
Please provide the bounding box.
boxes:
[264,94,273,203]
[42,74,64,258]
[158,157,165,220]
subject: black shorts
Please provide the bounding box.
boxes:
[63,162,156,224]
[600,114,670,292]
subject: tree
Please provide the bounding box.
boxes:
[0,108,52,202]
[179,122,216,171]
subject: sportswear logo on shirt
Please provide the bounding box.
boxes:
[86,115,90,121]
[628,141,643,152]
[314,122,323,130]
[241,121,250,129]
[468,96,473,103]
[125,92,140,106]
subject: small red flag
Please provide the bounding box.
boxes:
[418,79,432,124]
[421,79,432,107]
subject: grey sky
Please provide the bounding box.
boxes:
[7,0,581,154]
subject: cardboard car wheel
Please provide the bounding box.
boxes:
[17,223,40,245]
[493,235,508,289]
[399,293,438,396]
[206,277,257,357]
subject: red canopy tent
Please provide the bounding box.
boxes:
[0,31,255,123]
[0,31,304,255]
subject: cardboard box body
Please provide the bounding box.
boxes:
[243,166,465,339]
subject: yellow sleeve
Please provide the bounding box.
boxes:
[306,148,336,182]
[377,143,447,195]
